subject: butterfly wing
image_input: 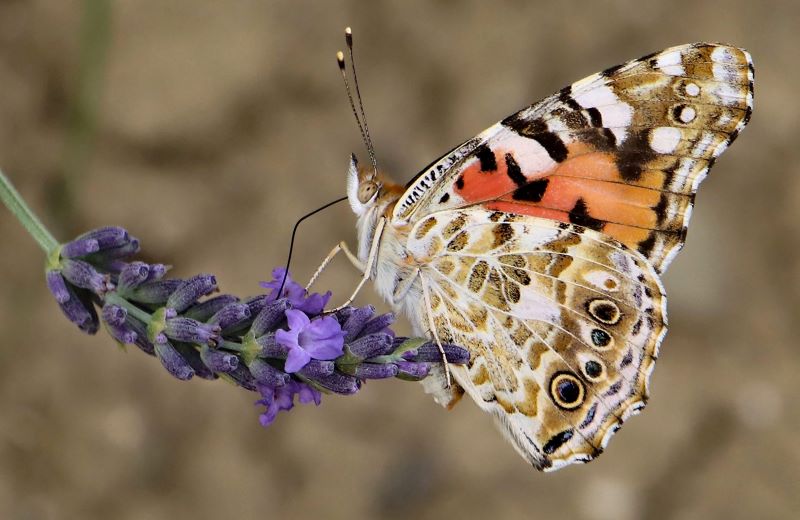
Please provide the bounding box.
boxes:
[393,43,753,273]
[406,208,666,471]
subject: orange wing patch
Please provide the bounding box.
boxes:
[453,143,682,251]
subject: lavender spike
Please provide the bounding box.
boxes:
[42,226,471,429]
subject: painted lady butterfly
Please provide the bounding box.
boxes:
[324,38,753,471]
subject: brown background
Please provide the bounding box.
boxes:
[0,1,798,519]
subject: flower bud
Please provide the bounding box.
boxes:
[61,259,113,296]
[342,305,374,342]
[183,294,239,322]
[164,317,220,345]
[199,345,239,373]
[166,274,217,312]
[154,340,194,380]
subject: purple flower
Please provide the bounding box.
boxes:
[256,380,322,426]
[260,268,331,315]
[46,270,100,334]
[275,309,345,373]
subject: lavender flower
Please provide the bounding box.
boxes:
[276,310,345,372]
[260,267,330,314]
[39,226,470,427]
[257,380,321,426]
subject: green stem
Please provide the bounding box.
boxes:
[105,293,152,323]
[0,168,59,254]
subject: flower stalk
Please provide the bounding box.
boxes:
[0,169,59,253]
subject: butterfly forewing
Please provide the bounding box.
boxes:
[393,43,753,273]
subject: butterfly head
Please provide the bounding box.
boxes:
[347,154,383,216]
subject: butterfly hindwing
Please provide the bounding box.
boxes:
[393,43,753,273]
[406,208,666,470]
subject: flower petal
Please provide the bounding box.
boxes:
[296,290,331,315]
[284,308,310,331]
[260,268,305,306]
[296,383,322,405]
[299,315,345,360]
[284,345,311,373]
[275,328,300,350]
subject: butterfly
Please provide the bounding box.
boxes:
[327,39,753,471]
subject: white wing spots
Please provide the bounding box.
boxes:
[710,45,740,64]
[599,102,633,128]
[655,50,685,76]
[572,84,632,142]
[582,270,621,292]
[712,62,741,83]
[684,82,701,97]
[496,131,558,174]
[649,127,682,154]
[714,82,745,106]
[692,131,716,157]
[677,105,696,123]
[573,84,617,110]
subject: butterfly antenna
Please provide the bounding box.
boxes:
[274,196,349,300]
[345,27,378,176]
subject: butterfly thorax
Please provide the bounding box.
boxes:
[349,168,427,324]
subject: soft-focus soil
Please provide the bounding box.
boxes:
[0,2,798,519]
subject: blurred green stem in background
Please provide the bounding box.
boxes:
[51,0,112,228]
[1,169,59,254]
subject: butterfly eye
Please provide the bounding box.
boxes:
[358,181,379,204]
[550,372,585,410]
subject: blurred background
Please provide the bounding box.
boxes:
[0,1,798,519]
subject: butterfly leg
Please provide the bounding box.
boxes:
[340,241,365,271]
[327,217,386,312]
[305,242,365,292]
[419,272,452,387]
